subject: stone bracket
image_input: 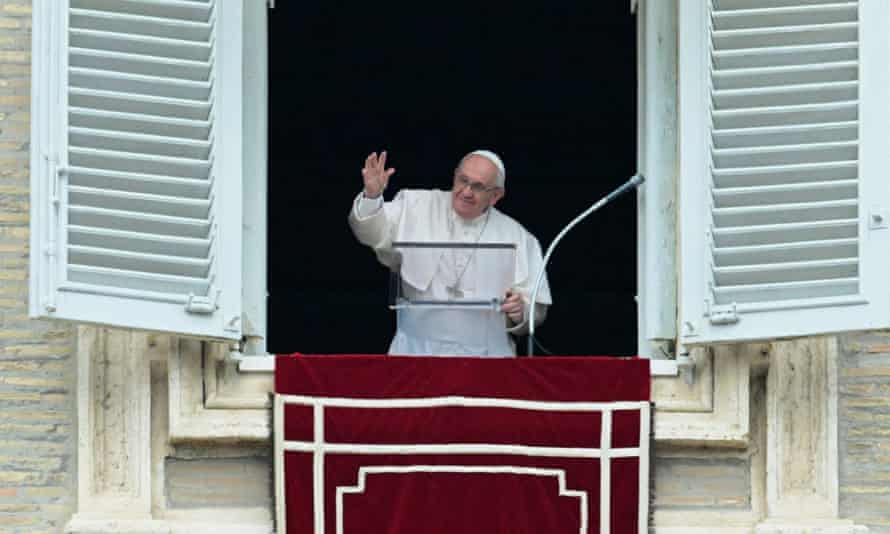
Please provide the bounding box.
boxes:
[168,339,270,442]
[755,337,870,533]
[654,345,753,447]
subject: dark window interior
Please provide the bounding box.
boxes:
[268,2,637,356]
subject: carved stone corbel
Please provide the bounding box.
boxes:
[653,344,755,447]
[755,337,868,534]
[167,340,270,442]
[66,327,168,533]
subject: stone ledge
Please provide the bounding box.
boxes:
[755,519,870,534]
[65,518,170,534]
[65,518,274,534]
[652,529,754,534]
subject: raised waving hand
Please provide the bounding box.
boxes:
[361,151,396,199]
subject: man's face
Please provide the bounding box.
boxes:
[451,155,504,219]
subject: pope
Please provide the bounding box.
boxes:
[349,149,552,356]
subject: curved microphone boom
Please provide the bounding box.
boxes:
[527,173,646,356]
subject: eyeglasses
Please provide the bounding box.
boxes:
[453,175,500,194]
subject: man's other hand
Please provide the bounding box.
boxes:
[502,290,524,324]
[362,151,396,198]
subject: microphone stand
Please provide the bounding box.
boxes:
[527,174,646,356]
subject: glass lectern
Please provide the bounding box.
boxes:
[388,242,517,356]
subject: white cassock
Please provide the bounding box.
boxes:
[349,189,552,357]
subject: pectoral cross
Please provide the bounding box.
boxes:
[446,285,464,299]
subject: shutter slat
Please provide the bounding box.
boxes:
[70,9,212,41]
[67,167,210,198]
[713,61,858,90]
[713,257,857,286]
[713,23,857,50]
[712,3,857,31]
[69,107,211,140]
[68,265,210,296]
[69,245,211,278]
[69,147,210,179]
[70,67,211,101]
[713,81,857,109]
[711,101,857,129]
[70,28,211,61]
[715,158,857,178]
[70,47,211,82]
[68,225,211,258]
[713,42,857,69]
[713,219,858,248]
[713,278,859,304]
[69,206,211,239]
[70,88,210,121]
[714,179,856,207]
[713,121,856,149]
[712,141,856,167]
[70,127,211,160]
[713,160,856,188]
[716,0,851,10]
[71,0,212,22]
[713,199,856,227]
[68,185,211,220]
[714,238,858,266]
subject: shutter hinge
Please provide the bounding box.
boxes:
[267,0,275,8]
[709,302,739,325]
[50,165,68,207]
[42,242,57,312]
[42,154,65,315]
[185,289,220,315]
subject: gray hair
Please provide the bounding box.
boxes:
[458,150,506,189]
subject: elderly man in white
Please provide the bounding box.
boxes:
[349,149,552,357]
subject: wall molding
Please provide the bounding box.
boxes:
[754,337,869,534]
[168,340,270,442]
[71,327,154,521]
[653,345,755,446]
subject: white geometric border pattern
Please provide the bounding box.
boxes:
[274,395,651,534]
[336,466,588,534]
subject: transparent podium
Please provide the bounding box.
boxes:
[388,242,517,357]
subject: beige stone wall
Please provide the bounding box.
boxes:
[0,1,78,531]
[164,455,271,510]
[839,333,890,533]
[2,0,887,531]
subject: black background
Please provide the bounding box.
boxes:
[267,2,638,356]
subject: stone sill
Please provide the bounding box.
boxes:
[236,354,681,376]
[66,518,273,534]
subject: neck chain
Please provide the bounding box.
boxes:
[446,208,491,298]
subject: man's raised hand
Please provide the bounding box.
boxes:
[362,151,396,199]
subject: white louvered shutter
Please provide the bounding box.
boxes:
[30,0,244,340]
[679,0,890,344]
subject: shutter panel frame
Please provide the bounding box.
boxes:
[678,0,890,345]
[30,0,244,340]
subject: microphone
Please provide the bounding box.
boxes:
[527,173,646,356]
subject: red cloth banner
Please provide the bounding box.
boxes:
[275,355,650,534]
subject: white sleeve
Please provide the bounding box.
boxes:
[353,191,384,220]
[505,232,551,336]
[348,190,407,266]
